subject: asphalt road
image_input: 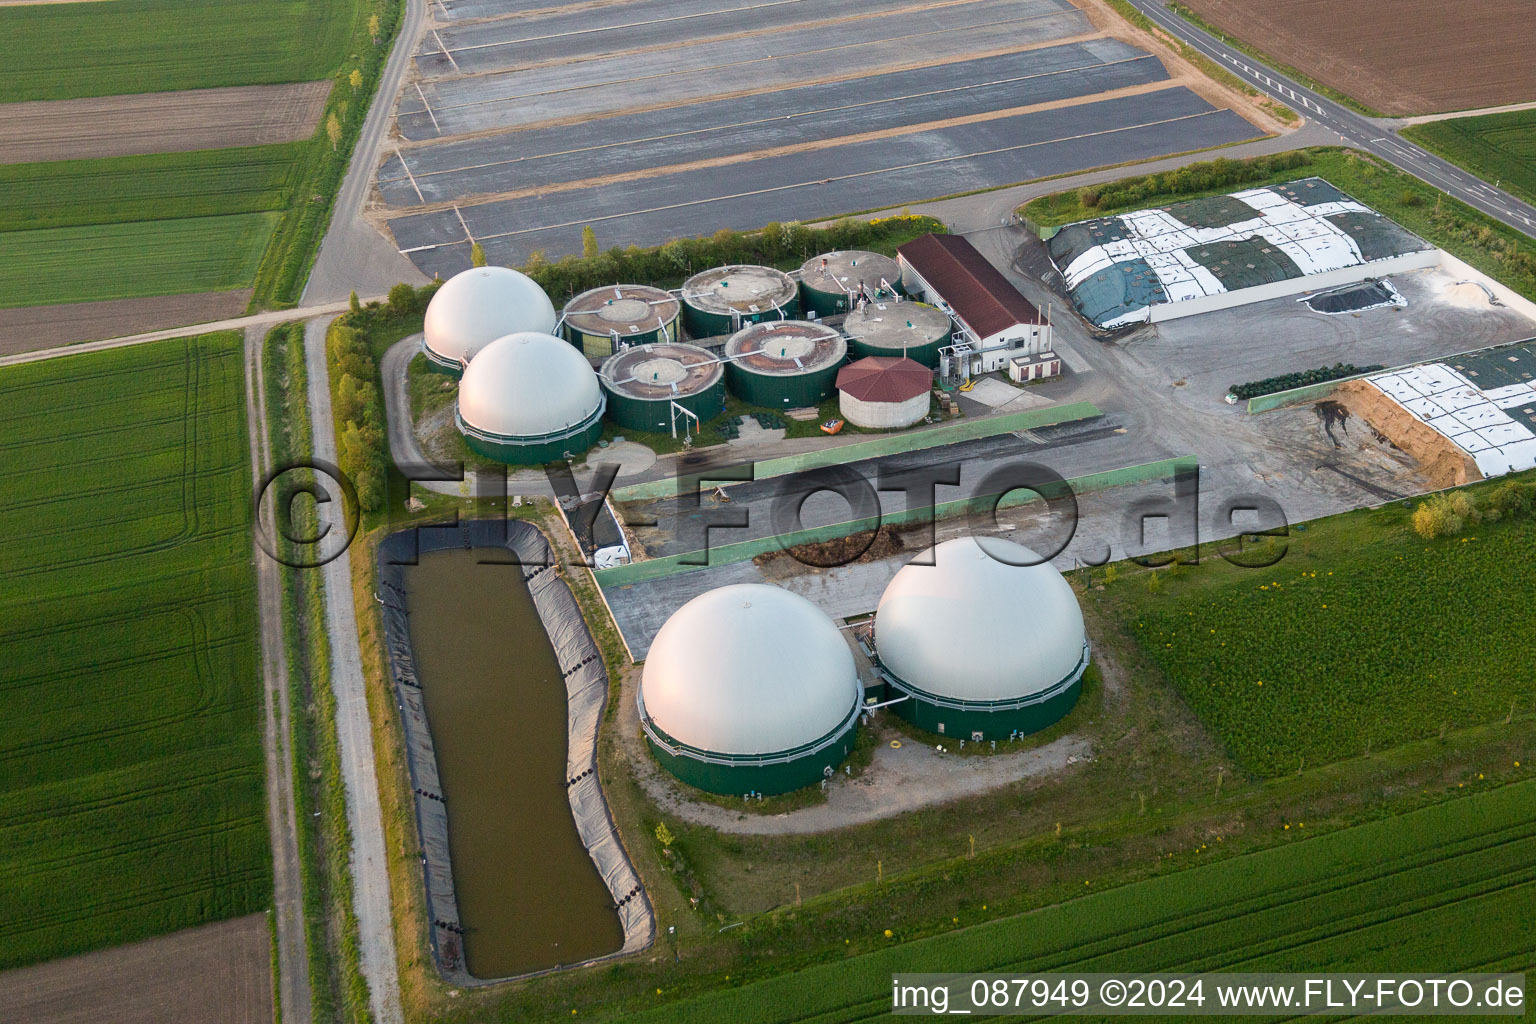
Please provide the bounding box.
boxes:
[302,0,430,303]
[1126,0,1536,239]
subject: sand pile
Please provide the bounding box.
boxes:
[1435,279,1493,309]
[1333,380,1482,489]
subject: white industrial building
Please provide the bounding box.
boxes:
[896,233,1060,384]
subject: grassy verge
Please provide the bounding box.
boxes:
[263,322,373,1022]
[1403,109,1536,208]
[1022,146,1536,302]
[1164,1,1386,118]
[0,335,268,968]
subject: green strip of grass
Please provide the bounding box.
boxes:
[0,334,268,968]
[0,145,303,233]
[1403,110,1536,208]
[0,0,360,102]
[628,779,1536,1023]
[0,212,277,307]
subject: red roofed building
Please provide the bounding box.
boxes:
[836,356,932,429]
[895,233,1056,378]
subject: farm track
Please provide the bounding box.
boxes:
[303,315,404,1024]
[244,324,312,1024]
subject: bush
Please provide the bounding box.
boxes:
[387,281,420,316]
[1482,480,1536,520]
[1078,186,1102,209]
[1412,492,1472,539]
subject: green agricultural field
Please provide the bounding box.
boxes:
[626,780,1536,1023]
[0,145,303,233]
[1094,487,1536,777]
[0,212,277,308]
[0,0,361,102]
[1404,110,1536,208]
[0,334,268,968]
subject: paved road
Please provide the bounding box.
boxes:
[303,0,431,303]
[304,316,405,1024]
[242,327,313,1024]
[1126,0,1536,239]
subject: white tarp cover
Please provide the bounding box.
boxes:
[1367,364,1536,477]
[1060,186,1402,301]
[377,521,654,985]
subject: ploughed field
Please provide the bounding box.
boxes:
[0,334,268,969]
[1174,0,1536,115]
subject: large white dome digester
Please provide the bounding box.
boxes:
[456,332,603,438]
[639,584,859,755]
[875,535,1086,702]
[423,266,557,368]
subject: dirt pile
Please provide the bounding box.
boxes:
[1331,380,1482,490]
[755,524,907,569]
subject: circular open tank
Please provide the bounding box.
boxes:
[680,265,799,337]
[563,284,681,358]
[799,250,903,316]
[723,319,847,407]
[600,342,725,433]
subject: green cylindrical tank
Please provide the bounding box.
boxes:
[724,320,847,407]
[842,299,952,368]
[680,265,799,338]
[798,250,903,316]
[563,284,681,359]
[600,343,725,434]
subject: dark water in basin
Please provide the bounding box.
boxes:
[404,547,623,978]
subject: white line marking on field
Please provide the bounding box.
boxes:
[413,82,442,134]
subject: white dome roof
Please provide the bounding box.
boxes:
[457,332,603,438]
[876,536,1086,702]
[423,266,557,367]
[640,584,859,755]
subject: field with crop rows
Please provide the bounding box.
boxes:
[0,212,277,308]
[1096,493,1536,777]
[0,334,268,969]
[0,145,303,234]
[622,780,1536,1023]
[0,0,361,102]
[1404,110,1536,208]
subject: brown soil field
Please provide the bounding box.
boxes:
[0,914,272,1024]
[1,80,330,164]
[0,288,251,353]
[1175,0,1536,115]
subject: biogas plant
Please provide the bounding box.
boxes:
[634,537,1089,796]
[416,234,1063,465]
